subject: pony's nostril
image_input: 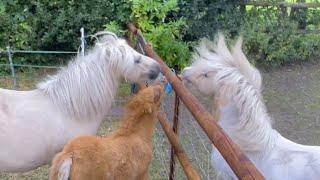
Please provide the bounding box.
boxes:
[149,64,161,80]
[149,70,159,80]
[153,64,161,74]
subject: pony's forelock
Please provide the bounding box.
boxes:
[188,33,274,151]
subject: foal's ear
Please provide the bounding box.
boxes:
[153,86,163,103]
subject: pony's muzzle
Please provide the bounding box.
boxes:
[148,64,161,80]
[181,67,192,83]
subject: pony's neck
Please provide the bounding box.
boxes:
[37,49,121,120]
[217,69,275,152]
[114,112,158,143]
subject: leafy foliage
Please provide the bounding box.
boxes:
[0,0,132,73]
[128,0,192,69]
[1,0,131,50]
[103,21,127,36]
[177,0,243,40]
[241,7,320,69]
[0,0,33,50]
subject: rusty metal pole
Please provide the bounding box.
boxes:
[169,89,180,180]
[127,23,265,180]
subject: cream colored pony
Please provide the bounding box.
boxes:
[181,34,320,179]
[0,32,160,173]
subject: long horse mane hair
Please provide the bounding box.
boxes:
[194,33,262,90]
[193,35,275,152]
[37,32,131,120]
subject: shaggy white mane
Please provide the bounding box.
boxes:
[37,33,131,120]
[192,37,275,151]
[193,33,262,90]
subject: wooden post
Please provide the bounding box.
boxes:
[158,112,201,180]
[127,23,265,180]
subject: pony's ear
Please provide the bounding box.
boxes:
[95,31,118,46]
[94,31,117,39]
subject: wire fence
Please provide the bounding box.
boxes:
[1,48,77,89]
[165,94,215,180]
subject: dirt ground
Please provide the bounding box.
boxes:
[262,60,320,145]
[0,60,319,179]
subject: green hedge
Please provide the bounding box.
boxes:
[0,0,132,73]
[0,0,131,51]
[1,1,320,72]
[241,7,320,69]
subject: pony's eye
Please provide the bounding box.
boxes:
[134,56,141,63]
[204,73,208,77]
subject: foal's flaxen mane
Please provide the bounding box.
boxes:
[37,33,132,120]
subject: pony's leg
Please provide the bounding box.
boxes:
[211,97,221,152]
[212,97,221,122]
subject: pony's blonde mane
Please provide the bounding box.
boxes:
[37,33,132,120]
[193,36,275,152]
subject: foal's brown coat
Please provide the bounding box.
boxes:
[49,84,164,180]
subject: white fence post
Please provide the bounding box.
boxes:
[6,46,17,90]
[80,27,85,57]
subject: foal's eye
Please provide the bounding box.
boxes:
[134,56,141,63]
[204,73,208,77]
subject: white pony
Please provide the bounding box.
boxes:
[181,34,320,179]
[0,32,160,173]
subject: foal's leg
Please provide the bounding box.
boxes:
[136,172,149,180]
